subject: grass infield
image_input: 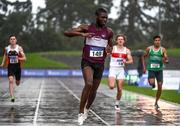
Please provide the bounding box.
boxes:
[23,53,69,69]
[101,78,180,104]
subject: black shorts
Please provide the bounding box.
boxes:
[148,70,163,83]
[81,59,104,79]
[8,64,21,81]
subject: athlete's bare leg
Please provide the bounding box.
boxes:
[155,82,162,105]
[148,78,155,87]
[116,79,124,100]
[86,78,101,109]
[16,80,20,86]
[8,76,14,97]
[108,77,115,89]
[79,66,93,113]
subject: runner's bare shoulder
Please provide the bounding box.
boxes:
[18,46,24,52]
[146,46,152,51]
[126,48,131,54]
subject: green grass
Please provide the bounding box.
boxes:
[23,53,69,69]
[101,78,180,104]
[0,49,179,69]
[0,51,81,69]
[39,51,81,56]
[167,48,180,57]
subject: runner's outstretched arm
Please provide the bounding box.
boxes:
[0,49,7,67]
[162,48,169,64]
[142,47,150,73]
[125,49,133,64]
[105,28,113,54]
[18,46,26,61]
[64,24,94,38]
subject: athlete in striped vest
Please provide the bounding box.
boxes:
[108,34,133,111]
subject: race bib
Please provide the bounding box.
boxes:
[90,47,104,57]
[117,58,124,66]
[9,56,18,64]
[150,63,160,68]
[110,58,125,67]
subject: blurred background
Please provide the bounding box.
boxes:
[0,0,180,70]
[0,0,180,51]
[0,0,180,108]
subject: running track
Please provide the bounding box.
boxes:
[0,77,180,126]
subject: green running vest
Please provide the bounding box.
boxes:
[147,46,163,71]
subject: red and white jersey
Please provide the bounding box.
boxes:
[110,46,129,67]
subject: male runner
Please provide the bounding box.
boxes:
[1,35,26,102]
[108,34,133,111]
[142,35,168,109]
[64,8,113,125]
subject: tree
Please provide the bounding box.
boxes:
[112,0,157,48]
[0,0,32,53]
[159,0,180,47]
[37,0,112,32]
[35,0,113,50]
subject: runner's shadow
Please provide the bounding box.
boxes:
[144,108,163,125]
[154,108,162,118]
[115,111,122,125]
[7,107,18,123]
[153,108,163,124]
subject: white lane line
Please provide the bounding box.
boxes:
[33,79,44,126]
[2,92,8,97]
[57,80,111,126]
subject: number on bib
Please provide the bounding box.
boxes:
[150,63,160,68]
[117,59,124,66]
[9,56,18,64]
[90,47,104,57]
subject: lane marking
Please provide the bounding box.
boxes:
[33,79,44,126]
[57,80,111,126]
[2,92,8,97]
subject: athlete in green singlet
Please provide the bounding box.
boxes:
[142,35,168,109]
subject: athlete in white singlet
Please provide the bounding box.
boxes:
[108,34,133,111]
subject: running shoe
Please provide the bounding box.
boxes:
[115,105,120,112]
[78,113,84,125]
[152,84,155,88]
[84,108,89,120]
[11,96,15,102]
[150,83,155,88]
[16,83,20,86]
[154,103,160,109]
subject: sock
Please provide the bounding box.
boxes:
[115,100,120,105]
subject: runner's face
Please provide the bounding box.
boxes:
[96,12,108,26]
[154,38,161,47]
[9,36,17,45]
[116,36,125,46]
